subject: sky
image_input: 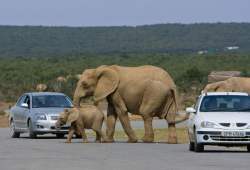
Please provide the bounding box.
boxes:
[0,0,249,26]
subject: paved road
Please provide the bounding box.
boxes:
[0,128,249,170]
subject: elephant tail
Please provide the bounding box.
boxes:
[171,88,190,123]
[171,88,178,114]
[161,88,178,120]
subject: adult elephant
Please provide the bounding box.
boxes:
[73,65,188,143]
[203,77,250,93]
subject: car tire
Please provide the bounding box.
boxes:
[10,120,20,138]
[28,120,37,139]
[56,134,65,138]
[194,130,204,152]
[247,145,250,152]
[189,142,195,151]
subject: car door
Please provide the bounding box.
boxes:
[188,96,202,139]
[19,95,31,129]
[12,95,26,129]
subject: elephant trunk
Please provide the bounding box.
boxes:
[174,112,190,124]
[73,86,81,107]
[73,95,81,107]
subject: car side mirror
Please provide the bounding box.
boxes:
[186,107,196,113]
[21,103,28,108]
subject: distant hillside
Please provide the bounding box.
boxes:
[0,23,250,57]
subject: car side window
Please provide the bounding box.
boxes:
[17,95,30,108]
[195,96,202,111]
[23,96,30,108]
[16,95,26,107]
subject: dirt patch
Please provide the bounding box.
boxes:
[0,116,8,128]
[0,101,11,113]
[0,101,10,127]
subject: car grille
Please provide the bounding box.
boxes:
[219,123,247,127]
[210,136,250,141]
[219,123,230,127]
[50,116,58,120]
[236,123,247,127]
[50,126,69,130]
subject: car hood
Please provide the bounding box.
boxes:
[31,108,67,115]
[199,112,250,123]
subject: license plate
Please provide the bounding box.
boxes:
[222,131,245,137]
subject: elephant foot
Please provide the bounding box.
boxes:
[168,125,177,144]
[65,141,72,144]
[105,138,115,143]
[142,135,154,143]
[95,140,101,143]
[127,138,138,143]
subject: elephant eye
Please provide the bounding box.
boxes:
[82,81,89,88]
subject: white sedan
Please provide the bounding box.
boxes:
[186,92,250,152]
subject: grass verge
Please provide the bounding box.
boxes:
[86,128,189,144]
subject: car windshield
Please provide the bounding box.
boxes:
[200,95,250,112]
[32,95,73,108]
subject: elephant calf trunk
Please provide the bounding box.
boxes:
[73,97,81,107]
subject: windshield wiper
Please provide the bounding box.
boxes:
[204,108,237,112]
[232,107,250,111]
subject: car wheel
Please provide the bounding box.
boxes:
[10,120,20,138]
[28,120,37,139]
[247,145,250,152]
[194,130,204,152]
[189,142,194,151]
[56,134,65,138]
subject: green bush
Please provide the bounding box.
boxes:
[1,53,250,102]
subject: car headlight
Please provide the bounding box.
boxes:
[36,114,47,120]
[201,121,218,128]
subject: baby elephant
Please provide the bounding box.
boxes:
[56,105,107,143]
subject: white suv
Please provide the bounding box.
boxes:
[187,92,250,152]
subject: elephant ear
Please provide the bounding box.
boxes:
[94,66,119,102]
[66,110,79,125]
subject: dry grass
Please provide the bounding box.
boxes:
[0,116,8,128]
[86,128,189,144]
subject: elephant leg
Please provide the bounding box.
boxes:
[66,127,75,143]
[94,129,108,143]
[100,131,108,142]
[111,92,137,142]
[95,131,101,143]
[116,110,138,143]
[76,125,88,143]
[166,112,177,144]
[106,103,117,142]
[142,116,154,143]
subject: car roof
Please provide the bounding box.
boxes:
[201,92,249,96]
[25,92,66,96]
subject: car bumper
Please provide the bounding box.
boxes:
[196,130,250,145]
[33,120,69,134]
